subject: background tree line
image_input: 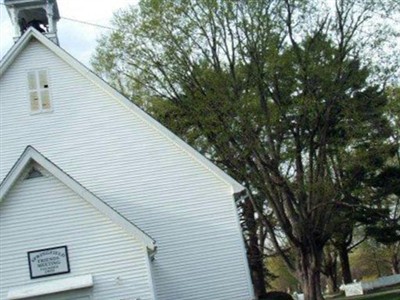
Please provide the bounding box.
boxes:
[92,0,400,299]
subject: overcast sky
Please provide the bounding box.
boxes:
[0,0,137,67]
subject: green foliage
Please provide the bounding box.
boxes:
[350,240,393,279]
[92,0,400,298]
[365,165,400,245]
[267,256,299,292]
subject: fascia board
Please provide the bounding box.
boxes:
[0,146,156,251]
[0,148,33,200]
[0,28,245,195]
[0,28,36,77]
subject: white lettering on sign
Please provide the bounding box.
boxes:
[28,246,70,278]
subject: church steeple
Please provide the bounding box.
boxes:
[4,0,60,45]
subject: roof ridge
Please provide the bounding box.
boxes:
[0,28,245,195]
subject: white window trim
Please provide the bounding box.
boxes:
[27,69,53,114]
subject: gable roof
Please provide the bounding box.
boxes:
[0,146,157,252]
[0,28,245,195]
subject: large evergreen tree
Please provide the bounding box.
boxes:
[92,1,400,298]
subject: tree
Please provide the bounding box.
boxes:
[350,239,393,280]
[92,1,400,299]
[365,87,400,274]
[321,243,339,294]
[267,255,299,293]
[324,86,400,285]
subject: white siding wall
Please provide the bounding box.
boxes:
[0,173,153,300]
[0,40,253,299]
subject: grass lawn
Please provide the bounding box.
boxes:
[360,292,400,300]
[332,288,400,300]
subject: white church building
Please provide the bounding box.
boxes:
[0,0,255,299]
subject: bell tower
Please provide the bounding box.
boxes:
[4,0,60,45]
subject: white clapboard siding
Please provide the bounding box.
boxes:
[0,173,154,300]
[0,35,254,299]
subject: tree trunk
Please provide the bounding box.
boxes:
[338,245,352,284]
[322,247,338,294]
[373,250,382,277]
[391,253,399,275]
[242,199,267,298]
[297,247,324,300]
[326,274,338,295]
[325,252,338,294]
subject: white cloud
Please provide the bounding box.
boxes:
[0,0,136,66]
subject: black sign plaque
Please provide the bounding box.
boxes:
[28,246,70,279]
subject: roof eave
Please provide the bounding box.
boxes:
[0,27,245,196]
[0,146,156,251]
